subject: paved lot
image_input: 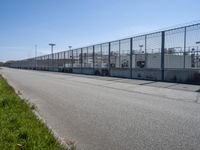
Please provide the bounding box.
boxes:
[1,67,200,150]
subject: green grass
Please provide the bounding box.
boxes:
[0,75,65,150]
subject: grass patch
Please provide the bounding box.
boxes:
[0,75,65,150]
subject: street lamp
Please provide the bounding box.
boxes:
[49,43,56,54]
[68,46,72,50]
[49,43,56,71]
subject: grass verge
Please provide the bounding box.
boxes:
[0,74,65,150]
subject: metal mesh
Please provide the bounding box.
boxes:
[186,24,200,68]
[82,47,94,68]
[82,47,88,68]
[165,28,185,68]
[146,32,162,69]
[73,49,82,68]
[132,36,145,68]
[110,41,120,68]
[94,45,101,68]
[120,39,130,68]
[9,23,200,80]
[101,43,109,68]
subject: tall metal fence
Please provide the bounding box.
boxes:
[10,23,200,84]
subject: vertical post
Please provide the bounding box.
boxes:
[86,47,88,67]
[51,47,53,71]
[183,27,187,69]
[93,46,95,69]
[119,40,121,68]
[130,38,133,79]
[101,44,103,68]
[161,31,165,81]
[35,45,37,70]
[81,48,83,73]
[144,35,147,68]
[49,43,56,71]
[48,54,50,71]
[58,53,59,71]
[72,50,74,69]
[64,52,66,72]
[108,42,111,76]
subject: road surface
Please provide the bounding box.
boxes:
[1,67,200,150]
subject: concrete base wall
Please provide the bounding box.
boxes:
[48,67,59,72]
[164,69,200,84]
[82,68,95,75]
[17,66,200,84]
[72,68,82,74]
[132,68,162,81]
[110,68,131,78]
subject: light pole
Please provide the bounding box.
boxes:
[68,46,72,50]
[49,43,56,71]
[49,43,56,55]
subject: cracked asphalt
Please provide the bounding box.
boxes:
[1,67,200,150]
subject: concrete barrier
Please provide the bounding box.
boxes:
[110,68,131,78]
[132,68,162,81]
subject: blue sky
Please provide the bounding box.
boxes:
[0,0,200,62]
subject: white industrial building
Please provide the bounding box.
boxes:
[117,54,192,69]
[65,53,193,69]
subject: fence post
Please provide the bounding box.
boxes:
[100,44,103,68]
[64,52,66,72]
[119,41,121,68]
[72,50,74,69]
[35,56,37,70]
[184,26,187,68]
[58,53,59,71]
[108,42,111,76]
[144,35,147,68]
[47,56,49,71]
[130,38,133,79]
[52,52,54,71]
[161,31,165,81]
[93,46,95,69]
[81,48,83,73]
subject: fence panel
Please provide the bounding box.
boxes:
[102,43,109,68]
[94,44,101,68]
[146,32,162,69]
[132,36,146,68]
[82,47,93,68]
[186,24,200,69]
[110,41,120,68]
[120,39,131,68]
[73,49,82,68]
[164,28,185,69]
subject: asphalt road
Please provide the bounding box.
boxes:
[1,67,200,150]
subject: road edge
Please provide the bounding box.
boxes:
[0,73,77,150]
